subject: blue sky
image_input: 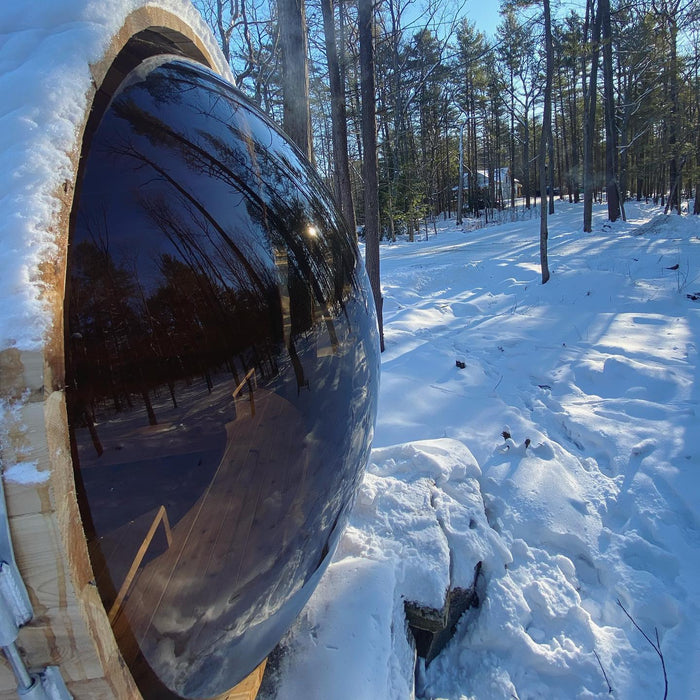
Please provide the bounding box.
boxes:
[468,2,502,37]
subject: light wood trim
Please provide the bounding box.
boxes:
[232,368,257,399]
[217,659,267,700]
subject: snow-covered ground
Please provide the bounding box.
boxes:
[261,201,700,700]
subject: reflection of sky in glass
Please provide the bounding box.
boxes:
[66,58,379,699]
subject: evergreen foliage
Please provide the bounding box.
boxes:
[194,0,700,237]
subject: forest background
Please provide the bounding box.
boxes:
[191,0,700,222]
[192,0,700,338]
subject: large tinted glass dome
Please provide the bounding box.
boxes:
[65,56,379,698]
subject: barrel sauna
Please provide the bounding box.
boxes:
[0,3,379,699]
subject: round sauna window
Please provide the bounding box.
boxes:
[64,56,379,699]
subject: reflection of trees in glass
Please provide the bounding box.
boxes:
[109,85,356,387]
[65,58,380,698]
[114,72,359,312]
[69,60,365,436]
[68,230,283,427]
[202,121,357,311]
[67,230,158,442]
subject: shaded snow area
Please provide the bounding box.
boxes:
[261,202,700,700]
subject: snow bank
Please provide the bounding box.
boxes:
[262,439,510,699]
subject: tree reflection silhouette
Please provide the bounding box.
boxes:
[65,58,379,699]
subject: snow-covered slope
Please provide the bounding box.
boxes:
[263,201,700,700]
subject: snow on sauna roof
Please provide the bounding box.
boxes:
[0,0,230,351]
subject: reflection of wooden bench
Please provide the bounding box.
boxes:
[128,388,305,607]
[232,368,257,417]
[110,387,307,696]
[108,505,172,624]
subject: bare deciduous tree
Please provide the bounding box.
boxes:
[320,0,356,234]
[358,0,384,351]
[539,0,553,284]
[582,0,602,233]
[278,0,313,160]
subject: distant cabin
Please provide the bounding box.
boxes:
[462,168,522,203]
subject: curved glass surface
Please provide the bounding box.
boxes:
[65,56,379,699]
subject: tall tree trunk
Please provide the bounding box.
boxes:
[548,114,555,215]
[571,61,581,203]
[695,35,700,215]
[558,85,572,202]
[652,0,685,214]
[523,114,531,209]
[380,115,397,239]
[540,0,553,284]
[457,122,464,225]
[509,68,516,209]
[583,0,602,232]
[469,86,478,214]
[320,0,356,234]
[667,11,680,214]
[601,0,620,221]
[358,0,384,351]
[278,0,313,161]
